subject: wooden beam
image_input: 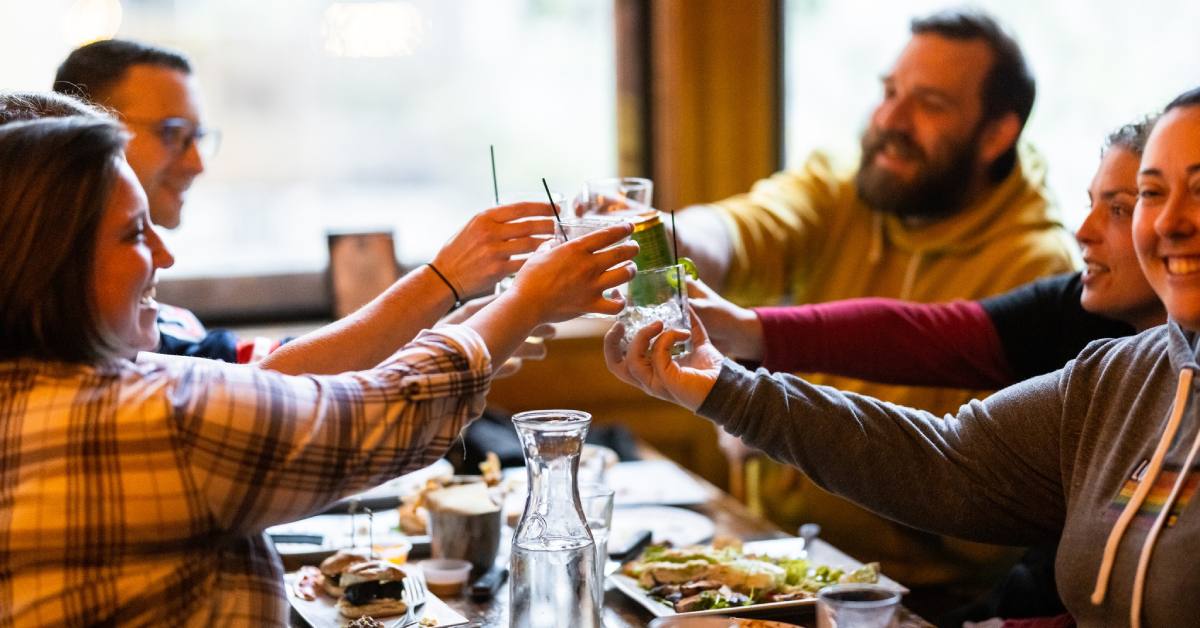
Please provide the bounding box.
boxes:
[648,0,781,212]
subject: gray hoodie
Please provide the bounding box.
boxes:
[698,321,1200,627]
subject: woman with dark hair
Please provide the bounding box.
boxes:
[0,115,637,625]
[608,86,1200,627]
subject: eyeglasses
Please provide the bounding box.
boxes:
[123,116,222,159]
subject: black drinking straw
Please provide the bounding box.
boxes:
[542,177,568,241]
[670,208,680,266]
[489,145,500,205]
[365,506,375,559]
[670,207,686,316]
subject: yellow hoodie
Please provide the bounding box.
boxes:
[708,145,1080,586]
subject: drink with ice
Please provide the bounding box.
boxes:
[619,263,693,356]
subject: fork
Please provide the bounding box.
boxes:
[402,568,428,611]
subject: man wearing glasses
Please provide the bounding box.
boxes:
[54,40,217,230]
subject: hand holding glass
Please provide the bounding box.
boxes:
[618,263,693,356]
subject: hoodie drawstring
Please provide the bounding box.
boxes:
[1131,374,1200,628]
[899,251,923,301]
[868,211,883,265]
[1091,367,1194,621]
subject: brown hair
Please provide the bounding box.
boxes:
[0,91,109,125]
[0,116,129,362]
[911,8,1034,182]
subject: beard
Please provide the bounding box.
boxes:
[854,125,982,222]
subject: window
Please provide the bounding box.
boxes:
[783,0,1200,228]
[2,0,616,278]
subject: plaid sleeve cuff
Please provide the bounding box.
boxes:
[385,325,492,402]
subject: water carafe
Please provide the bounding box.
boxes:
[508,410,600,627]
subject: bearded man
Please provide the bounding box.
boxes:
[674,8,1079,598]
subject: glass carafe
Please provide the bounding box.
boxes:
[508,410,600,628]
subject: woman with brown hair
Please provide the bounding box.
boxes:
[0,114,637,625]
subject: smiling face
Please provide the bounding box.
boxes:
[1076,146,1164,330]
[90,157,175,357]
[104,63,206,229]
[1133,105,1200,330]
[854,33,1015,220]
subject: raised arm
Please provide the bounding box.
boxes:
[182,223,638,533]
[674,153,837,301]
[605,313,1066,546]
[176,326,495,534]
[259,202,556,375]
[755,298,1013,387]
[690,278,1015,389]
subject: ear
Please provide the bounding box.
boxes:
[976,112,1021,166]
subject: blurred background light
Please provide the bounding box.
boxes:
[64,0,122,47]
[322,1,425,58]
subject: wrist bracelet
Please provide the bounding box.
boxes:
[426,262,462,308]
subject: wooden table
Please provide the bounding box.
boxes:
[429,461,931,627]
[288,452,930,627]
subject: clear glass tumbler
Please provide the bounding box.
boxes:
[579,482,615,609]
[578,177,654,217]
[508,410,601,628]
[618,263,693,356]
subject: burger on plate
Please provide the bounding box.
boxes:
[335,560,409,619]
[319,549,370,597]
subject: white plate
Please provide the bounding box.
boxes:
[502,459,713,521]
[606,460,712,506]
[610,538,906,619]
[268,508,415,558]
[610,506,715,549]
[285,565,468,627]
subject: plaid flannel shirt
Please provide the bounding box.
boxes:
[0,327,491,627]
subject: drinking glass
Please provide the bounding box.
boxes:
[617,263,692,356]
[578,177,654,217]
[494,191,566,295]
[816,583,901,628]
[578,444,618,486]
[549,216,632,319]
[579,483,614,609]
[552,216,628,245]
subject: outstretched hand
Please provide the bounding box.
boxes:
[603,306,724,412]
[687,278,764,361]
[431,202,556,299]
[507,222,640,323]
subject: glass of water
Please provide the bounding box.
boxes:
[617,263,692,356]
[579,482,614,609]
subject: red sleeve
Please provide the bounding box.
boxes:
[754,298,1016,389]
[235,338,283,364]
